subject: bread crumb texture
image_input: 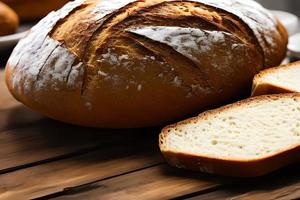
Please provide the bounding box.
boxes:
[7,0,280,95]
[256,62,300,93]
[161,95,300,160]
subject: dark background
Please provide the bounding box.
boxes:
[257,0,300,16]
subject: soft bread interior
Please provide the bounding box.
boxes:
[160,95,300,160]
[256,63,300,92]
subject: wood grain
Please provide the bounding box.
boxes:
[0,106,43,131]
[52,165,222,200]
[0,119,160,173]
[189,186,300,200]
[0,133,162,200]
[188,163,300,200]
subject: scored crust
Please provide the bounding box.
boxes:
[5,0,288,128]
[159,93,300,177]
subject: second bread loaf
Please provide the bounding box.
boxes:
[2,0,69,21]
[252,61,300,96]
[0,2,19,36]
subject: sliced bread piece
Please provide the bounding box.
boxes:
[159,93,300,177]
[252,61,300,96]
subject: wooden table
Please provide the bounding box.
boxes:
[1,68,300,200]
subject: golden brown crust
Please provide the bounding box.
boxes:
[159,93,300,177]
[0,2,19,36]
[252,61,300,96]
[5,0,288,128]
[2,0,69,21]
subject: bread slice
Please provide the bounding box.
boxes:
[252,61,300,96]
[159,93,300,177]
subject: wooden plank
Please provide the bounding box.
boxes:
[192,184,300,200]
[0,134,163,200]
[0,119,160,173]
[188,163,300,200]
[229,182,300,200]
[0,106,43,132]
[51,165,222,200]
[186,189,244,200]
[0,121,97,173]
[190,182,300,200]
[51,161,300,200]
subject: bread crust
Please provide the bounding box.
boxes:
[252,61,300,96]
[5,0,288,128]
[0,2,19,36]
[159,93,300,177]
[2,0,69,21]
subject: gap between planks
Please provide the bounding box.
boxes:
[186,162,300,200]
[47,164,223,200]
[0,139,164,200]
[42,159,300,200]
[0,119,161,173]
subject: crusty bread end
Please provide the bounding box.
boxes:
[252,61,300,96]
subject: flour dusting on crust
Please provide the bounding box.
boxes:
[128,26,229,63]
[7,0,280,96]
[7,0,86,95]
[7,0,140,97]
[6,0,282,111]
[191,0,279,65]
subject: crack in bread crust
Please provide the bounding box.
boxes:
[36,43,60,81]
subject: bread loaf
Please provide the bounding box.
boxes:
[5,0,288,128]
[0,2,19,36]
[252,61,300,96]
[160,93,300,177]
[2,0,69,21]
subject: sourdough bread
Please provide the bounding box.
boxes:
[160,93,300,177]
[5,0,288,128]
